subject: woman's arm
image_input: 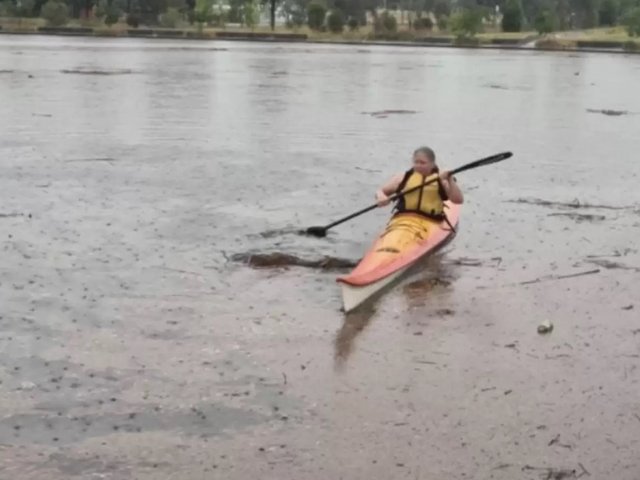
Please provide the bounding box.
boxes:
[376,174,403,207]
[439,172,464,204]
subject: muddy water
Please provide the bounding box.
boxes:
[1,36,640,479]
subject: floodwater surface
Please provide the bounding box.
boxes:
[1,36,639,479]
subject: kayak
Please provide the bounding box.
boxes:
[337,202,461,312]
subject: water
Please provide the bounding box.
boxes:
[1,36,639,479]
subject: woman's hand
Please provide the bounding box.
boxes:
[439,170,452,182]
[376,191,391,207]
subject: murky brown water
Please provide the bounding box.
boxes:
[1,36,639,479]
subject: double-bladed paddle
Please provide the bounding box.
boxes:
[306,151,513,237]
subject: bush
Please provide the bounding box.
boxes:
[327,9,345,32]
[434,0,450,18]
[535,37,573,49]
[40,0,69,26]
[1,0,35,16]
[598,0,618,26]
[453,35,480,46]
[623,7,640,36]
[623,39,640,51]
[437,14,448,31]
[375,11,397,32]
[413,16,433,30]
[534,9,558,34]
[103,5,121,26]
[307,2,326,30]
[449,8,482,38]
[126,13,140,27]
[210,11,225,26]
[501,0,523,32]
[347,17,358,30]
[285,7,305,28]
[160,7,182,27]
[243,0,259,28]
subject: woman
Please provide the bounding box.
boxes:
[374,146,463,244]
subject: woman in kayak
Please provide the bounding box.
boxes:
[376,146,463,209]
[374,146,463,242]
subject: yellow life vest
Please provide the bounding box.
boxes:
[394,169,447,219]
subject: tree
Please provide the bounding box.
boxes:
[623,6,640,34]
[192,0,213,30]
[327,8,345,31]
[282,0,305,27]
[242,0,259,27]
[599,0,618,25]
[449,7,482,37]
[433,0,450,17]
[437,14,448,29]
[307,1,326,29]
[413,16,434,29]
[570,0,599,27]
[104,4,121,25]
[501,0,523,31]
[160,6,181,25]
[259,0,279,30]
[534,8,558,33]
[375,10,397,31]
[40,0,68,24]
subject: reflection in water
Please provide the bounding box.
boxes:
[401,253,455,308]
[334,304,377,369]
[333,252,457,367]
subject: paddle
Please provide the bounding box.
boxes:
[305,151,513,237]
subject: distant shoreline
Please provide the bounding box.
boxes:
[0,26,638,56]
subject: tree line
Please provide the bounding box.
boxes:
[1,0,639,36]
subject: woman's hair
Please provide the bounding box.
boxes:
[414,146,436,163]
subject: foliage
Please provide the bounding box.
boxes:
[374,10,397,32]
[281,0,305,27]
[3,0,36,16]
[623,39,640,49]
[347,17,359,30]
[307,1,326,30]
[126,13,140,26]
[534,8,558,33]
[501,0,523,31]
[623,6,640,35]
[413,15,434,30]
[436,14,448,30]
[242,0,259,27]
[159,6,182,26]
[192,0,214,29]
[433,0,450,17]
[104,4,121,26]
[327,9,345,32]
[598,0,618,25]
[449,8,482,38]
[40,0,68,25]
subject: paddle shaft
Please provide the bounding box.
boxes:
[316,151,512,233]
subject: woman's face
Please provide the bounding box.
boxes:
[413,151,434,175]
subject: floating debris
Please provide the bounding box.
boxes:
[231,252,357,270]
[537,320,554,334]
[362,109,418,118]
[547,212,606,222]
[586,259,640,272]
[587,108,630,116]
[60,68,135,76]
[508,198,634,211]
[520,269,600,286]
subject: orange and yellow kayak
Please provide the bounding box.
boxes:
[337,202,460,312]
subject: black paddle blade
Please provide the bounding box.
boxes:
[305,226,328,237]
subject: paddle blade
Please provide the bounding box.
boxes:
[305,226,328,237]
[451,151,513,175]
